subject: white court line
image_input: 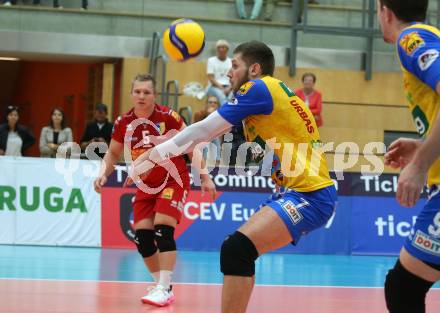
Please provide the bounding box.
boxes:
[0,277,385,289]
[1,277,439,290]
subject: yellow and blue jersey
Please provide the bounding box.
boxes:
[217,76,333,192]
[397,23,440,186]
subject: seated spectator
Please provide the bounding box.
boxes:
[4,0,88,9]
[3,0,39,6]
[235,0,263,20]
[194,95,222,162]
[39,107,73,158]
[80,103,113,159]
[263,0,278,21]
[206,40,232,105]
[295,72,323,127]
[0,105,35,156]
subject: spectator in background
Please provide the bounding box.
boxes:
[3,0,39,6]
[4,0,88,9]
[206,39,232,105]
[80,103,113,159]
[0,105,35,156]
[193,95,222,162]
[295,72,323,127]
[235,0,263,20]
[39,107,73,158]
[263,0,278,21]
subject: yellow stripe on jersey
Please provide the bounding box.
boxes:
[242,76,333,192]
[398,23,440,186]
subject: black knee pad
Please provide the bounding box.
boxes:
[134,229,157,258]
[220,231,259,277]
[384,260,434,313]
[154,224,176,252]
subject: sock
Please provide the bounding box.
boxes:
[151,271,160,283]
[158,270,173,290]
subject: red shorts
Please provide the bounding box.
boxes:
[132,177,190,224]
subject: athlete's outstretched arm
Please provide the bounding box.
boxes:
[132,111,232,175]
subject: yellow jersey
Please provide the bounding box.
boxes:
[397,23,440,186]
[217,75,333,192]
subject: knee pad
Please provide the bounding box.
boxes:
[220,231,259,277]
[134,229,157,258]
[154,224,176,252]
[385,260,434,313]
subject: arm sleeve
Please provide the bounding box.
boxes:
[22,127,35,152]
[153,111,232,159]
[167,110,184,131]
[310,92,322,115]
[66,128,73,142]
[111,118,124,143]
[398,28,440,92]
[217,79,273,126]
[207,58,214,75]
[39,127,51,155]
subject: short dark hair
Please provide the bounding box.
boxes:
[6,105,19,116]
[5,105,19,128]
[131,73,156,92]
[95,103,108,113]
[49,107,66,129]
[378,0,428,23]
[302,72,316,83]
[233,41,275,76]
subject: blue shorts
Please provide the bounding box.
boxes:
[260,185,337,244]
[404,185,440,265]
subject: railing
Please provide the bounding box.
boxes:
[291,0,440,80]
[290,0,378,80]
[163,80,179,111]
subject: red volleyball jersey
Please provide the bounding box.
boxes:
[112,104,189,188]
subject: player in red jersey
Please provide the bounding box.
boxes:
[94,74,216,307]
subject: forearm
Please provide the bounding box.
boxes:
[151,112,231,163]
[100,149,119,178]
[188,150,211,179]
[413,109,440,171]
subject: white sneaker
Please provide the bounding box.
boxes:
[141,284,175,307]
[4,2,12,6]
[140,285,156,301]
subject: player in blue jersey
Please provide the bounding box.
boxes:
[378,0,440,312]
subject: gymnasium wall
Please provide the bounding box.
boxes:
[11,62,90,156]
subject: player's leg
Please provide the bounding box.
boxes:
[154,213,178,289]
[221,186,337,313]
[221,206,293,313]
[142,184,188,306]
[235,0,247,19]
[384,191,440,313]
[385,248,440,313]
[132,192,161,289]
[250,0,263,20]
[133,218,160,282]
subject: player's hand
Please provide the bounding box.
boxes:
[201,175,217,201]
[384,138,421,169]
[396,162,427,208]
[94,175,107,193]
[48,143,58,150]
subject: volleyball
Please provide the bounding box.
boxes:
[162,19,205,61]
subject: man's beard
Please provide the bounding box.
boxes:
[232,71,250,93]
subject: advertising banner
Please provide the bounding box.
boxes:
[101,165,427,255]
[0,157,101,247]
